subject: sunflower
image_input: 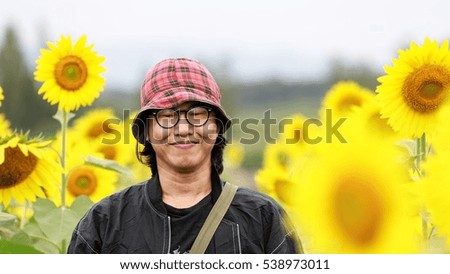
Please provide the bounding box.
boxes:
[34,35,106,112]
[68,142,117,206]
[65,165,117,205]
[0,134,61,207]
[261,141,304,172]
[48,140,117,206]
[293,133,418,253]
[0,86,4,107]
[422,152,450,246]
[344,101,400,142]
[255,166,299,208]
[376,38,450,138]
[278,114,314,147]
[73,108,133,165]
[6,201,34,220]
[432,106,450,152]
[320,81,375,121]
[72,108,118,141]
[0,114,12,138]
[224,142,244,168]
[256,135,310,208]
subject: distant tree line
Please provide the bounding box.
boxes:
[0,26,57,136]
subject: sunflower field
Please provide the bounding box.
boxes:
[1,35,450,254]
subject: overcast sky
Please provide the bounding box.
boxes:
[1,0,449,89]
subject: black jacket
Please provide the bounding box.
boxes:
[67,172,302,254]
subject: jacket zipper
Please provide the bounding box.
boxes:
[236,223,242,254]
[167,216,171,254]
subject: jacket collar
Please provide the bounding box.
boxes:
[146,167,224,214]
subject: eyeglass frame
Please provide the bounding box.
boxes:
[150,105,214,129]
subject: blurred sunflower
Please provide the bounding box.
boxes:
[224,142,244,168]
[0,86,4,107]
[6,201,34,220]
[376,38,450,138]
[261,142,302,171]
[71,108,132,166]
[255,167,298,207]
[0,86,10,137]
[278,114,313,147]
[49,141,117,206]
[0,115,12,138]
[422,152,450,246]
[294,134,418,253]
[345,101,399,141]
[432,106,450,152]
[72,108,118,141]
[320,81,375,121]
[66,165,117,205]
[34,35,106,112]
[0,134,61,207]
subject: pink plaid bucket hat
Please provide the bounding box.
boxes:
[132,58,232,144]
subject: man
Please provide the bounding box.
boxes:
[68,58,302,254]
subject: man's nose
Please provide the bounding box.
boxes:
[174,113,192,136]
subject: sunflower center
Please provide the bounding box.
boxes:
[402,64,450,113]
[333,177,384,245]
[0,147,38,189]
[54,55,88,91]
[88,121,114,138]
[67,167,98,196]
[99,145,117,160]
[290,127,302,144]
[276,151,290,169]
[339,97,362,112]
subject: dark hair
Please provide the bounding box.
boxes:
[136,134,227,175]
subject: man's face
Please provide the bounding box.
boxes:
[147,102,219,174]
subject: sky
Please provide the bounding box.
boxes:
[1,0,450,90]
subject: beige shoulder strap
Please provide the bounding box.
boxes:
[189,182,238,254]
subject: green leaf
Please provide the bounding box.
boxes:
[70,195,94,219]
[427,235,449,253]
[22,217,46,237]
[33,198,57,217]
[84,155,133,176]
[0,239,42,254]
[396,139,417,157]
[0,212,18,228]
[33,198,79,244]
[0,212,18,238]
[22,219,60,254]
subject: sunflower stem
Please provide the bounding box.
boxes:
[61,239,66,254]
[417,133,427,242]
[61,111,68,209]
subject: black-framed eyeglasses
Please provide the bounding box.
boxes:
[151,106,213,129]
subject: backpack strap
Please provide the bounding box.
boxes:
[189,182,238,254]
